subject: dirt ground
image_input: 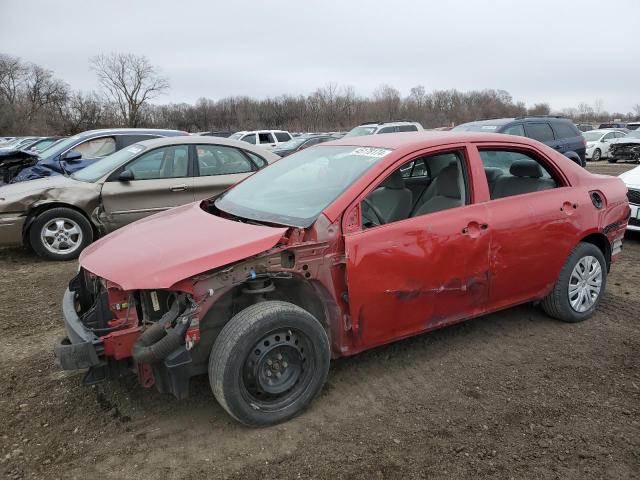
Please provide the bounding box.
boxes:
[1,162,638,480]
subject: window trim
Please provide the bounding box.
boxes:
[343,144,473,234]
[474,145,567,202]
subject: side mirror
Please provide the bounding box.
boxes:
[62,150,82,162]
[118,169,134,182]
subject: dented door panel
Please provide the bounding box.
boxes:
[344,203,490,352]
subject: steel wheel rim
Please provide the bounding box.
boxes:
[40,217,83,255]
[568,255,602,313]
[241,327,314,411]
[593,149,601,161]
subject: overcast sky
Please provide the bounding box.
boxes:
[1,0,638,114]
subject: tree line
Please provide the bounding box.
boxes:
[1,52,638,136]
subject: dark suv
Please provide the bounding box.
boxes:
[453,116,586,166]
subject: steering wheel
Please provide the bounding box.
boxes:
[362,197,386,226]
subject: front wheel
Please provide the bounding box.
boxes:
[591,148,601,162]
[209,301,330,426]
[607,157,618,163]
[28,207,93,261]
[541,242,607,323]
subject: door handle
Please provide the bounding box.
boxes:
[462,222,488,235]
[170,184,188,192]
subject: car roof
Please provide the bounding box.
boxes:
[326,129,542,150]
[77,128,187,138]
[130,135,281,161]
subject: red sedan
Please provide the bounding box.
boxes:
[54,131,630,426]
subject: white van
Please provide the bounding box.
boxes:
[230,130,293,150]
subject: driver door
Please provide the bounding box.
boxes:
[100,144,194,231]
[343,147,491,351]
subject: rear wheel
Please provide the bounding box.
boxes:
[28,207,93,261]
[209,301,330,426]
[541,242,606,323]
[591,148,601,162]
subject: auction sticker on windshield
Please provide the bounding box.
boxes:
[351,147,392,158]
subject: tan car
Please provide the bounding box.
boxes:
[0,136,279,260]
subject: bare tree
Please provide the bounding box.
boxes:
[0,53,27,104]
[90,53,169,127]
[633,104,640,118]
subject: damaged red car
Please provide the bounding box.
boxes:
[55,131,630,426]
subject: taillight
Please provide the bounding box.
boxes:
[582,137,587,146]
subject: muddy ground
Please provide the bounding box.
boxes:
[0,162,638,480]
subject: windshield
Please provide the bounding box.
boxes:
[583,131,605,141]
[343,126,377,138]
[37,134,83,157]
[275,138,306,150]
[229,133,244,140]
[71,144,146,182]
[215,145,392,227]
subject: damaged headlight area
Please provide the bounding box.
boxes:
[610,143,640,161]
[55,268,202,399]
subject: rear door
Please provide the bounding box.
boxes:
[472,144,581,309]
[100,144,194,230]
[191,144,258,201]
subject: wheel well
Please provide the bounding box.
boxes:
[191,276,332,371]
[580,233,611,270]
[23,202,98,243]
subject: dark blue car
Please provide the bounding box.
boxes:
[5,128,188,183]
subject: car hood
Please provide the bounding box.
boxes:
[80,202,288,290]
[619,165,640,188]
[611,137,640,145]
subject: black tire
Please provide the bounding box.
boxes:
[28,207,93,261]
[592,148,601,162]
[209,301,330,426]
[607,157,618,163]
[541,242,607,323]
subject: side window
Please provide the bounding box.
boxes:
[241,134,256,145]
[503,124,525,136]
[397,124,418,132]
[603,132,615,141]
[552,122,579,139]
[126,145,189,180]
[258,132,274,144]
[274,132,291,142]
[377,126,397,134]
[479,150,558,200]
[615,132,626,138]
[119,135,158,147]
[362,151,466,228]
[525,123,555,143]
[244,150,267,168]
[196,145,254,176]
[72,137,116,158]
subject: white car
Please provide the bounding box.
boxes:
[343,121,423,138]
[583,129,627,161]
[619,166,640,231]
[229,130,293,150]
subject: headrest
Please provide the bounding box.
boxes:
[436,165,461,199]
[510,160,543,178]
[381,170,406,189]
[484,167,503,183]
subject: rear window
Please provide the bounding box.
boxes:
[526,123,555,143]
[552,122,579,139]
[274,132,291,142]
